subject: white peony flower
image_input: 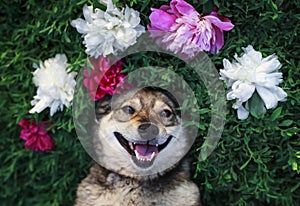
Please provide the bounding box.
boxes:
[220,45,287,120]
[71,0,145,58]
[29,54,77,116]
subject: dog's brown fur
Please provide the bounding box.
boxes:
[75,87,201,206]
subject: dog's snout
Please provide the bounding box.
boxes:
[138,124,159,139]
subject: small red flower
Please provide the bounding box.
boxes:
[83,56,126,101]
[18,118,54,152]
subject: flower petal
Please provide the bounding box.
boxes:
[220,44,287,119]
[29,97,52,114]
[83,57,127,101]
[256,85,278,109]
[71,2,144,58]
[256,54,281,73]
[212,26,224,53]
[148,0,233,58]
[271,86,288,101]
[29,54,76,115]
[170,0,197,16]
[18,118,54,152]
[240,45,262,65]
[204,12,234,31]
[106,0,115,12]
[237,104,250,120]
[229,81,256,103]
[149,9,176,31]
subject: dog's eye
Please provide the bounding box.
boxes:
[122,106,135,115]
[160,109,172,118]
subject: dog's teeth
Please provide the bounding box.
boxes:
[144,152,156,162]
[150,152,155,161]
[134,150,139,158]
[134,150,155,162]
[129,142,134,150]
[134,150,143,161]
[156,144,158,147]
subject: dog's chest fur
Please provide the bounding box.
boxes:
[75,161,200,206]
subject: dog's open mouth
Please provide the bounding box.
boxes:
[114,132,173,168]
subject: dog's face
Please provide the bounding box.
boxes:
[93,87,193,178]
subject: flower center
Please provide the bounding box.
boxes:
[240,68,256,83]
[197,18,207,29]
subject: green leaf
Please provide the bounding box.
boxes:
[270,0,278,10]
[248,92,266,118]
[240,157,252,170]
[203,0,214,14]
[279,119,293,127]
[270,107,282,121]
[93,0,107,10]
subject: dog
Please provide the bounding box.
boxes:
[75,87,201,206]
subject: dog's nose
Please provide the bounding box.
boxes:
[138,124,159,139]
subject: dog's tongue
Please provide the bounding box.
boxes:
[135,144,158,157]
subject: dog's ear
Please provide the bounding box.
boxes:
[95,95,112,120]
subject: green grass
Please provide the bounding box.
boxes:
[0,0,299,205]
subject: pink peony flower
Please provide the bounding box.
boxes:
[83,57,126,101]
[148,0,234,58]
[18,118,54,152]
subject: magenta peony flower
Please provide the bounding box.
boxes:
[148,0,234,58]
[83,57,126,101]
[18,118,54,152]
